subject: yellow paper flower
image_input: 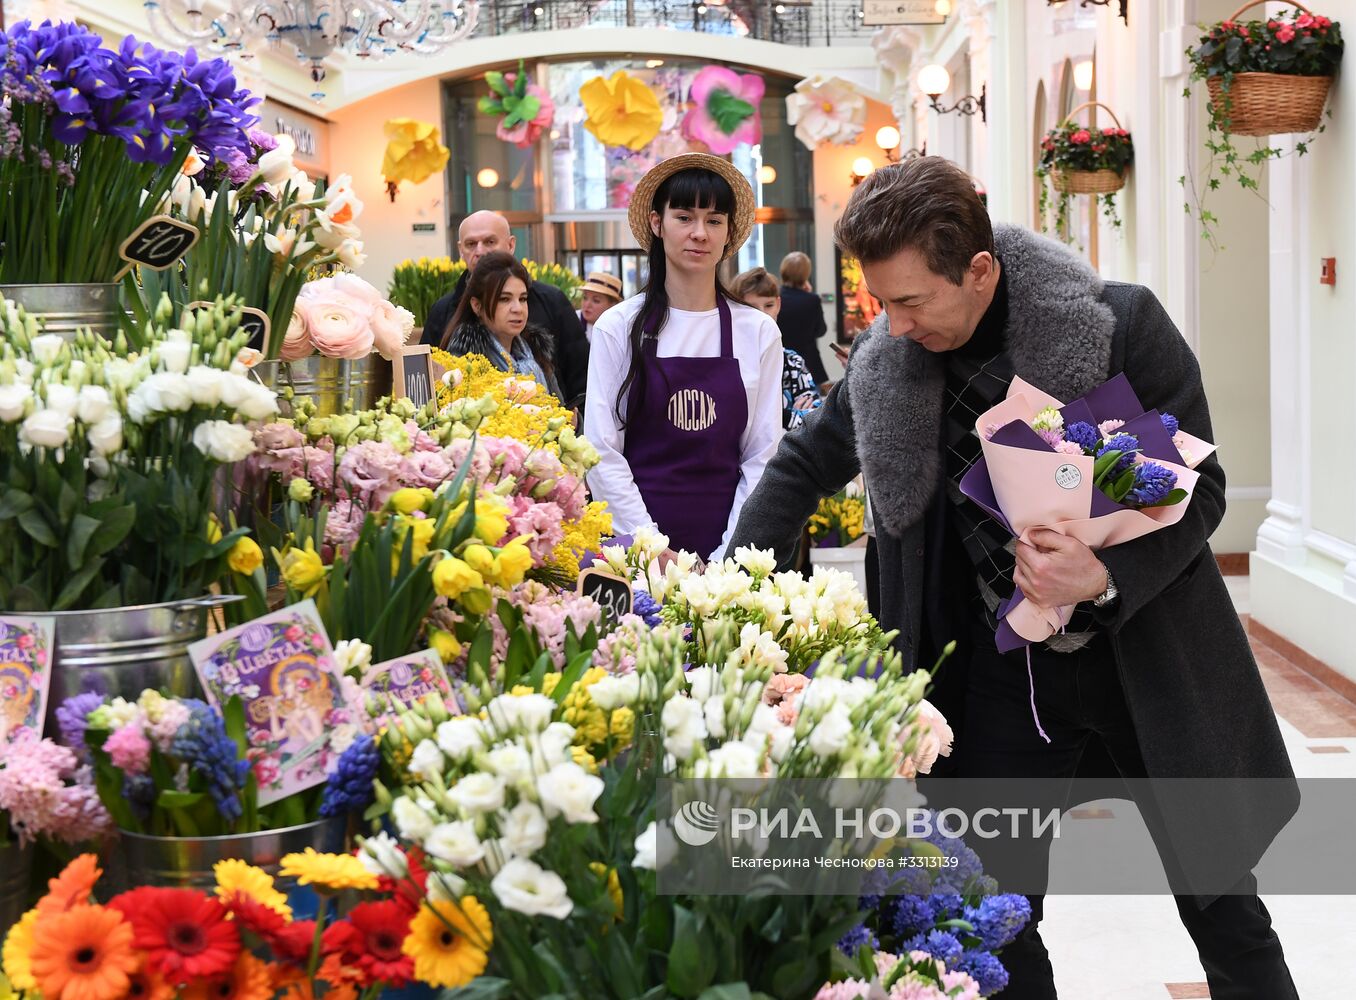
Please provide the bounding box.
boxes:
[2,909,39,992]
[214,860,293,919]
[278,849,378,892]
[381,119,451,187]
[402,897,493,988]
[580,70,663,151]
[227,536,263,575]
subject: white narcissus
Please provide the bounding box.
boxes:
[491,857,574,919]
[536,761,604,824]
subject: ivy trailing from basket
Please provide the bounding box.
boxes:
[1035,120,1134,243]
[1182,7,1344,251]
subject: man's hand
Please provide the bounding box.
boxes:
[1013,528,1108,608]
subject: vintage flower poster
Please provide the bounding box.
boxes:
[0,615,55,744]
[361,648,451,727]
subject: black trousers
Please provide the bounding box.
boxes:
[954,626,1298,1000]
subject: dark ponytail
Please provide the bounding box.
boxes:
[615,167,738,428]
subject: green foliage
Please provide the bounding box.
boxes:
[389,257,468,328]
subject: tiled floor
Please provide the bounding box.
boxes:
[1040,573,1356,999]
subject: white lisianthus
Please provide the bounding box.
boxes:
[87,413,124,456]
[28,334,64,366]
[587,673,639,711]
[808,704,855,758]
[435,717,486,760]
[491,857,574,919]
[158,334,193,375]
[483,744,533,785]
[192,420,255,463]
[487,693,556,734]
[426,869,468,902]
[424,819,486,867]
[42,383,78,418]
[632,821,658,871]
[103,358,140,390]
[256,134,298,185]
[75,384,112,424]
[233,380,281,422]
[0,383,34,422]
[20,409,72,449]
[684,667,717,704]
[448,772,506,815]
[500,801,549,858]
[696,740,761,779]
[357,831,409,879]
[408,739,446,782]
[134,371,195,414]
[391,795,435,842]
[662,696,707,761]
[533,722,576,770]
[333,638,374,675]
[537,761,604,824]
[184,365,226,407]
[703,697,727,741]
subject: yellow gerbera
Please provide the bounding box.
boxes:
[2,908,39,991]
[402,897,493,989]
[278,849,378,892]
[214,859,293,919]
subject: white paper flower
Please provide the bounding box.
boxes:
[632,821,658,871]
[192,420,255,463]
[391,795,435,842]
[20,409,72,449]
[0,383,34,423]
[448,772,506,815]
[491,857,573,919]
[785,76,867,150]
[500,801,549,858]
[536,761,604,824]
[408,739,446,782]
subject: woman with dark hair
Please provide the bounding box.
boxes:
[584,153,783,563]
[441,250,562,399]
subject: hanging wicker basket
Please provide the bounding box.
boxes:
[1049,101,1129,196]
[1203,1,1334,136]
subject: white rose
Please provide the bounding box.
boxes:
[808,704,854,758]
[500,801,548,858]
[483,744,532,784]
[0,383,33,422]
[536,761,604,824]
[425,820,485,867]
[696,740,761,779]
[448,772,506,815]
[632,821,658,871]
[192,420,255,463]
[662,696,708,761]
[491,857,573,919]
[588,673,639,711]
[357,831,409,878]
[29,334,64,366]
[75,384,112,424]
[256,134,297,185]
[436,717,486,760]
[391,795,435,842]
[87,414,124,456]
[408,738,446,781]
[20,409,72,449]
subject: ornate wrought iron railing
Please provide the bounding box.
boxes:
[477,0,880,46]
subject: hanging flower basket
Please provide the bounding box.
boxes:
[1036,101,1133,238]
[1205,72,1333,136]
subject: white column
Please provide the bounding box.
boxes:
[1157,0,1200,348]
[961,0,998,210]
[871,26,924,144]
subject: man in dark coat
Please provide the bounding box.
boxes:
[777,251,831,387]
[730,158,1299,999]
[420,211,589,410]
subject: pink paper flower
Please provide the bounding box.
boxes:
[682,66,765,155]
[496,74,556,149]
[105,723,152,774]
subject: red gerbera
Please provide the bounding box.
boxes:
[344,900,414,988]
[222,892,289,942]
[109,886,241,981]
[272,919,319,964]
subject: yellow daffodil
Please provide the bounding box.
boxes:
[460,543,495,577]
[402,897,492,988]
[205,514,223,546]
[579,70,663,151]
[278,849,378,892]
[459,587,493,616]
[227,536,263,575]
[473,496,510,546]
[432,557,483,600]
[429,629,462,664]
[275,538,326,597]
[490,535,534,588]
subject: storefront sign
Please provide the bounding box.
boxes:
[861,0,947,26]
[261,100,330,176]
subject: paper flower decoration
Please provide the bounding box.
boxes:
[580,70,664,151]
[785,75,868,150]
[478,60,555,149]
[681,66,765,155]
[381,119,451,187]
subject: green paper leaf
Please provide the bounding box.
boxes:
[485,71,510,98]
[707,88,756,136]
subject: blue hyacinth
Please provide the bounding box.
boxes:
[1097,433,1141,475]
[836,922,878,956]
[885,895,935,939]
[955,949,1011,997]
[1064,421,1100,453]
[321,734,380,817]
[1160,412,1180,437]
[964,894,1032,950]
[632,589,664,629]
[1126,461,1178,507]
[123,773,156,822]
[169,699,251,822]
[903,929,964,967]
[55,692,105,750]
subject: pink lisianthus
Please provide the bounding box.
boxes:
[104,723,152,774]
[407,422,443,453]
[682,66,765,154]
[338,439,406,503]
[495,75,555,148]
[324,498,368,550]
[552,474,587,520]
[254,422,307,452]
[401,449,457,491]
[446,437,497,485]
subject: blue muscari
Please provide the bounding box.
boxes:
[321,734,380,817]
[169,699,252,822]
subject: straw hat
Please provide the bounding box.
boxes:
[628,152,756,262]
[580,271,623,301]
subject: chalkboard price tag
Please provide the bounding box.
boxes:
[393,344,437,407]
[119,215,200,272]
[184,301,271,351]
[577,568,633,624]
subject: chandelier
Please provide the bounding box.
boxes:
[144,0,480,90]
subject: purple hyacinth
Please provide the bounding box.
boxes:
[1126,461,1178,507]
[1097,432,1140,475]
[56,692,105,749]
[964,894,1032,951]
[1160,412,1180,437]
[955,950,1010,997]
[320,734,379,817]
[1064,421,1100,453]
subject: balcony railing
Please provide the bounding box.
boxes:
[477,0,880,47]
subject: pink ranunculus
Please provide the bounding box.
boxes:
[304,300,374,360]
[104,724,152,775]
[682,66,765,155]
[328,273,383,308]
[279,307,314,362]
[338,439,405,502]
[372,299,413,361]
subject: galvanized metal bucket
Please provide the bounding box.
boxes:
[0,841,34,935]
[0,283,122,342]
[256,354,392,417]
[46,595,240,737]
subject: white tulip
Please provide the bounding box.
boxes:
[20,408,72,449]
[536,762,604,824]
[408,739,446,782]
[0,383,34,422]
[500,801,549,858]
[436,717,486,760]
[633,822,658,871]
[75,384,112,424]
[87,414,124,456]
[192,420,255,463]
[424,820,485,867]
[491,857,573,919]
[447,772,506,816]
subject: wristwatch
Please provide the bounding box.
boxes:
[1092,564,1119,608]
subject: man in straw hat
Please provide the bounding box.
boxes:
[577,271,623,343]
[584,152,782,566]
[729,156,1298,999]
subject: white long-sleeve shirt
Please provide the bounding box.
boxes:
[584,293,784,562]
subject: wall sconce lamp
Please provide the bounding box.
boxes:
[917,64,986,124]
[1047,0,1128,25]
[476,167,500,189]
[874,125,927,163]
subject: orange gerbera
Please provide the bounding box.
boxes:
[28,903,139,1000]
[37,854,102,915]
[126,962,175,1000]
[180,951,273,1000]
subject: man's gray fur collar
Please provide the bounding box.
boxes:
[845,224,1115,537]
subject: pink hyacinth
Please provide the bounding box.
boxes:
[1054,440,1085,456]
[1098,418,1125,436]
[105,723,152,774]
[0,731,111,844]
[1037,427,1065,449]
[813,981,871,1000]
[147,700,192,753]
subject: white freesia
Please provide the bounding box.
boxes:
[357,831,409,878]
[0,383,33,423]
[733,546,777,576]
[425,819,486,867]
[87,415,124,456]
[20,409,72,449]
[500,801,549,858]
[491,857,573,919]
[192,420,255,463]
[391,795,435,842]
[75,385,112,424]
[408,739,446,782]
[587,673,639,711]
[28,334,64,366]
[536,761,604,824]
[434,717,483,762]
[333,638,373,675]
[448,772,506,815]
[632,821,658,871]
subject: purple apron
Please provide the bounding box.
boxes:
[623,297,747,557]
